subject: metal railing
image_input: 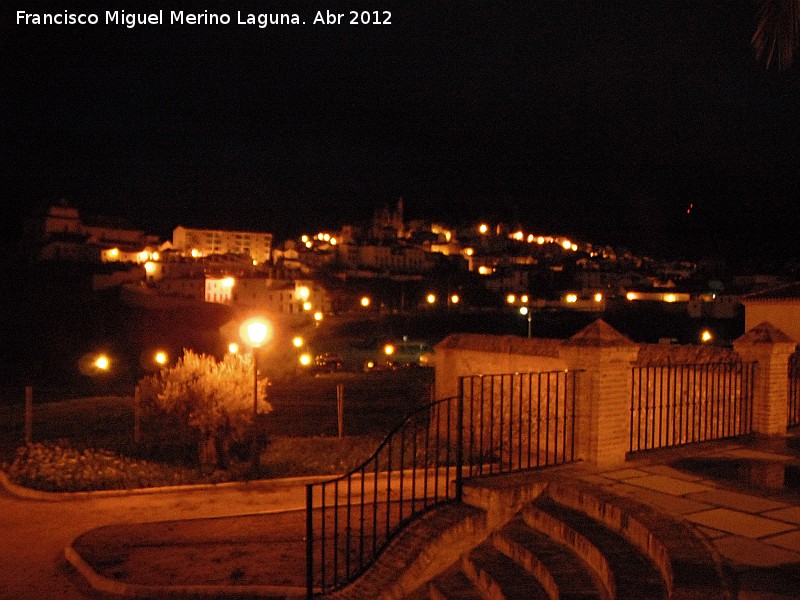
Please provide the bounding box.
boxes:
[460,371,580,476]
[790,351,800,428]
[305,370,581,597]
[629,361,755,453]
[305,394,462,597]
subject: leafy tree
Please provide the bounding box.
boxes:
[139,350,271,469]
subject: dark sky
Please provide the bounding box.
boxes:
[3,1,799,264]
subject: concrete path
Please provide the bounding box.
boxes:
[0,476,316,600]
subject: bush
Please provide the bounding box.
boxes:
[139,350,272,469]
[2,442,222,492]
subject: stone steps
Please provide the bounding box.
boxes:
[463,541,551,600]
[529,496,668,600]
[330,475,728,600]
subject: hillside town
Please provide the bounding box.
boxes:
[18,198,795,329]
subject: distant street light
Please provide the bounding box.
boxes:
[154,350,168,366]
[94,355,110,371]
[519,306,532,338]
[360,296,371,308]
[239,316,273,473]
[426,293,436,305]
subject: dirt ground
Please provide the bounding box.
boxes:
[71,510,309,588]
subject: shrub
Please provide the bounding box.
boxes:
[139,350,272,469]
[2,442,214,492]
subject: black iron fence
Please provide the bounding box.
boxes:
[459,371,580,476]
[304,370,581,597]
[790,352,800,428]
[629,361,756,453]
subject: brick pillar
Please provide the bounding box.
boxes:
[733,322,797,436]
[560,320,640,468]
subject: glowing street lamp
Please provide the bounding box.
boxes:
[292,336,304,348]
[154,350,168,366]
[426,293,436,305]
[228,342,239,354]
[701,329,713,343]
[239,316,273,472]
[360,296,371,308]
[94,354,110,371]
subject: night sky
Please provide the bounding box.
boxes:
[3,1,799,264]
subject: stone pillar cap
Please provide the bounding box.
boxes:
[734,321,796,345]
[564,319,637,347]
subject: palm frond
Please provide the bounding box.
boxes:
[752,0,800,69]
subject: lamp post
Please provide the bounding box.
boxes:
[520,306,532,338]
[239,316,273,473]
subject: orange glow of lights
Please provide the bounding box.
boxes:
[507,294,516,304]
[360,296,371,308]
[292,336,304,348]
[426,293,437,305]
[154,351,168,365]
[479,223,489,234]
[297,286,310,301]
[94,355,110,370]
[478,266,491,275]
[384,344,395,356]
[450,294,460,304]
[303,301,313,311]
[228,342,239,354]
[537,236,545,245]
[701,330,713,343]
[299,353,312,366]
[464,247,474,256]
[664,294,677,303]
[521,294,529,303]
[566,294,578,303]
[313,311,324,322]
[562,240,572,250]
[144,261,157,274]
[221,277,235,288]
[626,292,638,301]
[239,317,273,348]
[594,293,603,303]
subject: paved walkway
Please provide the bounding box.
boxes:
[0,476,317,600]
[2,436,800,599]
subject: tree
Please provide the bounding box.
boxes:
[139,350,272,469]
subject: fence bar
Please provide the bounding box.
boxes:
[629,361,756,455]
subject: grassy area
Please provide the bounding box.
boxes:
[0,370,433,491]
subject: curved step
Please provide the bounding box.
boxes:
[463,541,551,600]
[530,496,669,600]
[494,516,609,600]
[545,483,731,600]
[428,566,484,600]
